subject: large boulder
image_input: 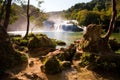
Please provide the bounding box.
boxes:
[28,34,56,50]
[79,52,120,73]
[83,24,101,41]
[77,24,113,54]
[0,39,28,73]
[46,44,76,61]
[41,56,61,74]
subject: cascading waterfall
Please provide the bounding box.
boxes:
[54,24,63,32]
[43,19,83,32]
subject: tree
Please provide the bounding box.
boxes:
[0,0,6,25]
[0,0,12,39]
[0,0,28,73]
[4,0,12,30]
[104,0,117,41]
[77,0,117,55]
[75,10,100,26]
[23,0,44,39]
[24,0,30,39]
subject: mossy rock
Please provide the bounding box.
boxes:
[28,36,40,50]
[12,36,22,44]
[0,41,28,74]
[78,24,113,54]
[56,52,65,61]
[50,45,76,62]
[73,53,82,60]
[11,36,28,47]
[109,38,120,51]
[93,55,120,72]
[55,40,66,46]
[63,44,76,61]
[79,52,96,67]
[42,56,61,74]
[9,34,21,37]
[46,44,76,62]
[28,34,56,50]
[79,52,120,73]
[61,61,71,69]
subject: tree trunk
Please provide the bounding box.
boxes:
[24,0,30,39]
[0,0,12,41]
[104,0,117,41]
[0,0,6,25]
[3,0,12,30]
[0,0,28,73]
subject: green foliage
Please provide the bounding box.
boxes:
[65,0,120,28]
[0,2,47,28]
[0,3,19,24]
[79,52,120,73]
[12,36,28,46]
[79,52,95,67]
[19,39,28,46]
[78,11,100,26]
[21,4,48,27]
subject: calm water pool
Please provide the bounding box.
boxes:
[8,31,120,48]
[8,31,83,47]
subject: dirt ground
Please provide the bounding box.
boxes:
[2,56,118,80]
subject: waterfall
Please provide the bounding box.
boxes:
[54,24,63,32]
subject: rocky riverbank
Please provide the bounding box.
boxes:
[1,24,120,80]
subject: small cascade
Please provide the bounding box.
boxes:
[54,24,63,32]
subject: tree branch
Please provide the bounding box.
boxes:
[104,0,117,41]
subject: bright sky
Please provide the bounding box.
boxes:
[30,0,92,12]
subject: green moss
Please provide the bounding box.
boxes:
[115,49,120,54]
[56,53,65,61]
[9,34,21,37]
[61,61,71,69]
[0,42,28,74]
[28,34,56,50]
[43,56,61,74]
[55,40,66,46]
[28,33,35,38]
[79,53,120,73]
[73,53,82,60]
[109,38,120,51]
[12,37,21,43]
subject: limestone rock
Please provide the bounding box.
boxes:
[61,61,71,69]
[83,24,101,41]
[28,34,56,50]
[77,24,112,54]
[42,56,61,74]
